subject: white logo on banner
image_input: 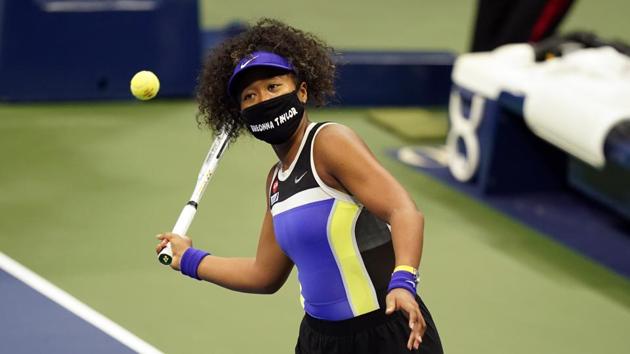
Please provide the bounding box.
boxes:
[446,90,485,182]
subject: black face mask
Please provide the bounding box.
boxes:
[241,91,305,145]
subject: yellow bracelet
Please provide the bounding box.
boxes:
[393,265,417,275]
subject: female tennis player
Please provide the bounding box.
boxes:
[156,19,443,353]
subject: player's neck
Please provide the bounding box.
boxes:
[273,115,310,171]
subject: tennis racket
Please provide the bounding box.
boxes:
[157,128,231,265]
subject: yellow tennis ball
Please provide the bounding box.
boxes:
[130,70,160,100]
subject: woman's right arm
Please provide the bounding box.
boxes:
[194,208,294,294]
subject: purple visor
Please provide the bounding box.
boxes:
[227,51,294,98]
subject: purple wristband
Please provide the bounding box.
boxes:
[387,270,418,295]
[180,248,209,280]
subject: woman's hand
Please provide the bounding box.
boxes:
[385,288,427,351]
[155,233,193,271]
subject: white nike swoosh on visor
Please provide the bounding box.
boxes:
[240,56,259,69]
[294,171,308,184]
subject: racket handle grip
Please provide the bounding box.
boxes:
[172,203,197,236]
[157,203,198,265]
[158,243,173,265]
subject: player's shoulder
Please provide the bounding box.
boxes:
[312,122,371,167]
[265,162,279,189]
[264,163,280,208]
[315,122,362,145]
[314,122,366,150]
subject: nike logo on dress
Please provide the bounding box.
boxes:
[294,171,308,184]
[240,56,259,69]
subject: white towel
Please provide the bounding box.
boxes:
[452,45,630,168]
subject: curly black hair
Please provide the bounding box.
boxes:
[196,18,336,139]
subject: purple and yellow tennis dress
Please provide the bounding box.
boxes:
[269,122,395,321]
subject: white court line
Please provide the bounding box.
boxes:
[0,252,163,354]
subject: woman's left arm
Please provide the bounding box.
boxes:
[314,124,426,350]
[314,124,424,269]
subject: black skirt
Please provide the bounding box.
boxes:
[295,295,443,354]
